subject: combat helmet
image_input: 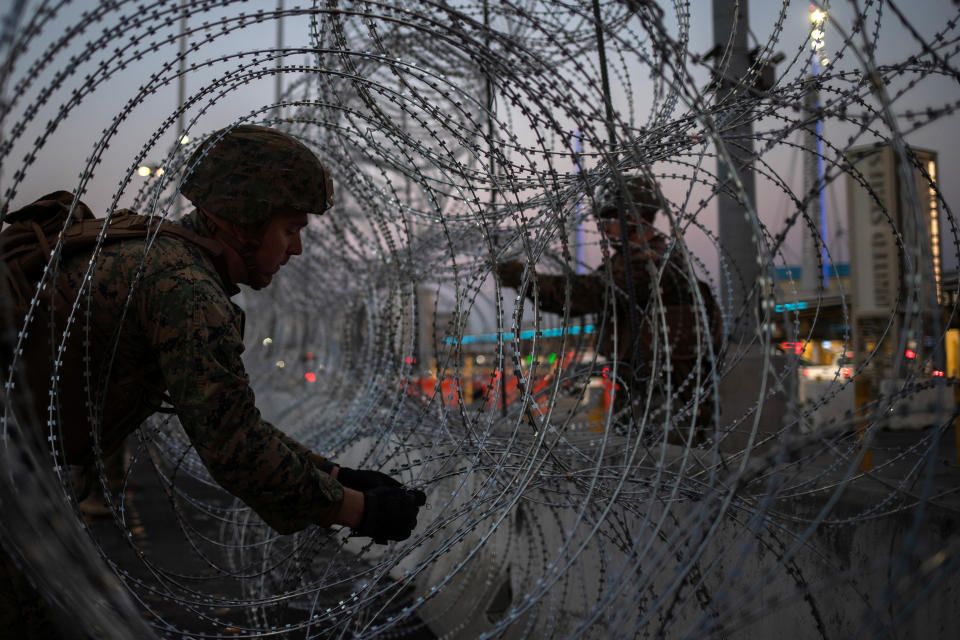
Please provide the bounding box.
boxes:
[597,174,662,224]
[182,124,334,226]
[181,124,333,290]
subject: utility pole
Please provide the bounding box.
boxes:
[710,0,799,451]
[175,0,187,216]
[712,0,758,341]
[0,1,28,201]
[800,79,824,293]
[276,0,284,117]
[802,8,830,293]
[573,129,585,274]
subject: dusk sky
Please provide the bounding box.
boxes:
[4,0,959,281]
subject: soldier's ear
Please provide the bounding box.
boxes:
[225,220,259,243]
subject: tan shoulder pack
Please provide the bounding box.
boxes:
[1,190,222,319]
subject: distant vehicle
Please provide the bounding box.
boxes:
[797,350,954,431]
[801,352,854,383]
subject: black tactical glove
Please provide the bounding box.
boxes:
[353,485,427,544]
[336,467,403,493]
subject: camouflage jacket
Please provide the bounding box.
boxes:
[526,234,720,369]
[19,210,342,534]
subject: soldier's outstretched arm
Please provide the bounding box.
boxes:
[495,260,604,316]
[144,272,347,534]
[529,272,605,316]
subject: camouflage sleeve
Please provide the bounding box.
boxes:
[528,272,606,317]
[142,271,343,534]
[274,430,333,470]
[274,429,326,463]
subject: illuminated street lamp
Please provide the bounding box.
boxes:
[803,4,831,290]
[137,164,164,178]
[809,6,829,68]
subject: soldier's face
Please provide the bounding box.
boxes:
[601,218,623,239]
[602,218,638,242]
[254,210,308,283]
[601,217,648,245]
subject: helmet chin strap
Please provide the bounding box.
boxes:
[243,252,271,290]
[200,210,271,289]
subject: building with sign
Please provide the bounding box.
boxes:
[774,144,957,415]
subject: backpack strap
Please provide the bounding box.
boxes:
[61,212,223,257]
[3,199,232,326]
[3,190,95,225]
[63,213,233,292]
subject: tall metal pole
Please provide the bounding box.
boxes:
[175,0,187,216]
[814,63,829,288]
[0,69,7,193]
[800,78,823,293]
[176,3,186,139]
[573,129,585,274]
[712,0,758,340]
[591,0,618,158]
[803,11,831,292]
[275,0,284,117]
[483,0,508,417]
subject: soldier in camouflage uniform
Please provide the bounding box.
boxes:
[496,175,721,444]
[2,125,424,635]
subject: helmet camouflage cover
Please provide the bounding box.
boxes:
[597,174,662,223]
[181,124,335,226]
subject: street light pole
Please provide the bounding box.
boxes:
[175,0,187,216]
[802,9,831,293]
[276,0,284,118]
[712,0,759,341]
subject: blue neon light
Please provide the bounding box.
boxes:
[445,325,595,345]
[813,58,830,288]
[774,302,808,313]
